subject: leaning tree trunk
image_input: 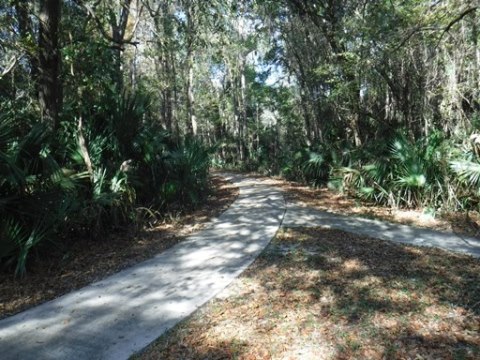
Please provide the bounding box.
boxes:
[38,0,62,130]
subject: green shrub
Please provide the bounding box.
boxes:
[0,117,88,276]
[0,90,213,276]
[160,138,213,206]
[332,133,465,210]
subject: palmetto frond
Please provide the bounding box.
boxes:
[450,160,480,187]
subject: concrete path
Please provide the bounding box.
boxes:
[2,175,480,360]
[283,203,480,258]
[0,174,285,360]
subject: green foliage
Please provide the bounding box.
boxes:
[301,151,327,186]
[451,161,480,188]
[160,138,213,205]
[281,150,309,182]
[0,116,88,276]
[330,133,471,210]
[0,90,212,277]
[134,131,212,208]
[254,129,477,213]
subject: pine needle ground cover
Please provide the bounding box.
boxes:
[0,176,238,319]
[138,228,480,360]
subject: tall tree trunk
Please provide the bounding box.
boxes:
[471,10,479,111]
[172,53,179,138]
[110,0,133,90]
[351,81,362,147]
[185,1,197,136]
[239,56,247,161]
[186,61,197,135]
[130,45,138,89]
[299,88,313,144]
[159,54,173,133]
[38,0,62,130]
[15,1,38,83]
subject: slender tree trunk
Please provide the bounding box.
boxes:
[239,56,247,161]
[255,102,260,152]
[15,1,38,83]
[471,10,479,111]
[130,46,138,89]
[309,87,320,142]
[77,116,94,181]
[172,53,179,138]
[164,56,173,133]
[38,0,62,130]
[186,61,197,135]
[185,1,197,136]
[292,49,314,144]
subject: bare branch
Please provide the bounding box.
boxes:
[435,6,478,47]
[125,3,144,43]
[392,7,477,52]
[0,55,24,80]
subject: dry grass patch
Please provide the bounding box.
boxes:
[0,176,239,319]
[137,227,480,360]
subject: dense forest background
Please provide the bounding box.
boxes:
[1,0,479,275]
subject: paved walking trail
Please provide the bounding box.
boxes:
[1,174,479,359]
[283,203,480,258]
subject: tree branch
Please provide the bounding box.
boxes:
[0,55,24,80]
[392,7,477,52]
[435,6,478,47]
[73,0,139,47]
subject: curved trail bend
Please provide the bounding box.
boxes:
[1,173,479,360]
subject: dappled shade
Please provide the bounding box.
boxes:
[141,227,480,359]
